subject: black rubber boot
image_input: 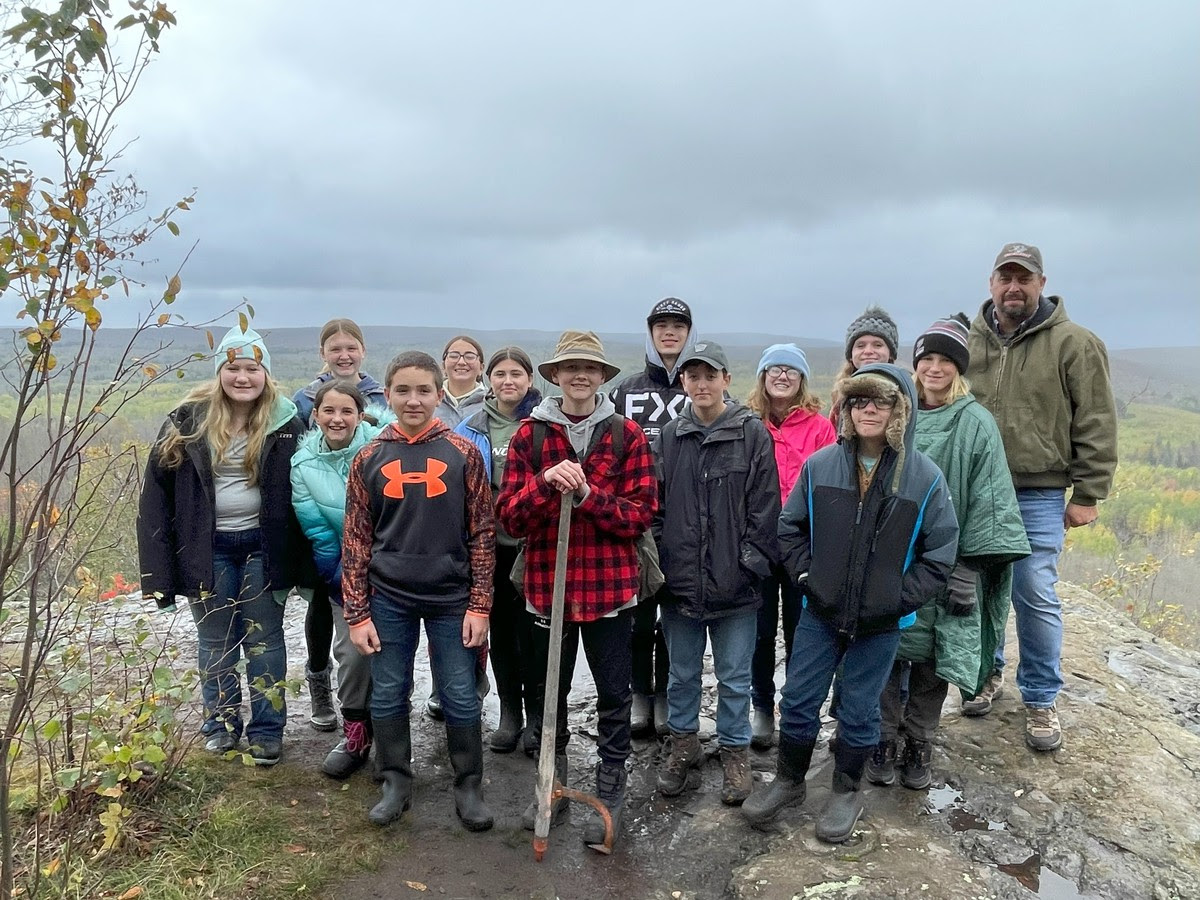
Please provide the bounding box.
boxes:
[489,697,524,754]
[521,753,569,830]
[368,716,412,826]
[899,737,933,790]
[741,734,816,825]
[816,742,869,843]
[446,722,494,832]
[582,760,627,851]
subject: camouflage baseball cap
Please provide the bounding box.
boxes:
[992,242,1043,274]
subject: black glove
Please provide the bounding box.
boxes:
[943,564,978,617]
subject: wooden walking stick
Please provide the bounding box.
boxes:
[533,493,614,860]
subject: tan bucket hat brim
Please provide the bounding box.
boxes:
[537,330,621,383]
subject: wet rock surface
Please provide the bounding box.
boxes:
[120,583,1200,899]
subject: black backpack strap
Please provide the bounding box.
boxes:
[531,420,548,470]
[608,413,625,461]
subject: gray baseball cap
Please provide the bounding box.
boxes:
[678,340,729,372]
[993,242,1043,274]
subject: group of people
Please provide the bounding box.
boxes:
[136,241,1117,848]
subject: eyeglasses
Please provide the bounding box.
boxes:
[445,351,480,362]
[846,395,897,410]
[765,365,800,379]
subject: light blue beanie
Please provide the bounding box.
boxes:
[214,325,271,373]
[757,343,810,380]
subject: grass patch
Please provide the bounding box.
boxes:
[65,752,399,900]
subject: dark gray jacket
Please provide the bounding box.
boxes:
[779,363,959,639]
[653,402,781,621]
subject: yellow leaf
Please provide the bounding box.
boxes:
[42,857,61,877]
[206,330,215,349]
[118,888,144,900]
[238,311,249,333]
[157,313,170,326]
[405,882,428,892]
[285,844,308,854]
[85,307,102,331]
[167,274,181,295]
[142,364,159,378]
[98,784,124,798]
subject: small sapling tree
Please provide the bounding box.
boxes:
[0,3,240,897]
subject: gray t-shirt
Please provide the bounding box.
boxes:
[213,435,261,532]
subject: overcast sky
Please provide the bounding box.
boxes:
[88,1,1200,348]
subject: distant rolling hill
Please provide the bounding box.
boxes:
[3,327,1195,407]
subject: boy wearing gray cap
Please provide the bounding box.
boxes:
[652,341,781,807]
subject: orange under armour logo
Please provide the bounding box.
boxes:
[380,458,448,498]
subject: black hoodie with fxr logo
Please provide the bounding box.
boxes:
[610,329,700,440]
[340,420,495,625]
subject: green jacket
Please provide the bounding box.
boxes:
[897,396,1030,695]
[967,296,1117,506]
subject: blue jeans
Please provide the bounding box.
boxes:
[661,605,756,748]
[189,529,287,742]
[778,613,900,749]
[369,598,479,726]
[995,488,1066,708]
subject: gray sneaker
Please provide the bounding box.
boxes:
[1025,704,1062,751]
[961,670,1004,717]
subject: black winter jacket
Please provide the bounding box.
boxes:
[137,400,314,608]
[653,402,781,621]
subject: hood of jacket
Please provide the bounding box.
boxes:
[300,371,385,401]
[971,294,1068,372]
[674,399,755,438]
[642,326,701,386]
[376,416,452,446]
[441,380,487,410]
[837,362,917,492]
[530,392,617,459]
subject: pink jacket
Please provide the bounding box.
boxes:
[764,407,837,502]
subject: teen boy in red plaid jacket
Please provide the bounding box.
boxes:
[497,330,657,853]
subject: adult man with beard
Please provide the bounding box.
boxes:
[965,243,1117,752]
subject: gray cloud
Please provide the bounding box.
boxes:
[91,0,1199,348]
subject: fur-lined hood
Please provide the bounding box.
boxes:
[838,363,917,491]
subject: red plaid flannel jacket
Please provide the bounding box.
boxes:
[497,416,657,623]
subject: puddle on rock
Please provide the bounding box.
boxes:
[925,785,1006,832]
[997,854,1099,898]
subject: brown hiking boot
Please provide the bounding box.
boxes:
[961,670,1004,717]
[657,732,703,797]
[1025,704,1063,751]
[719,746,752,806]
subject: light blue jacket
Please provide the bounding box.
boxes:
[290,406,393,594]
